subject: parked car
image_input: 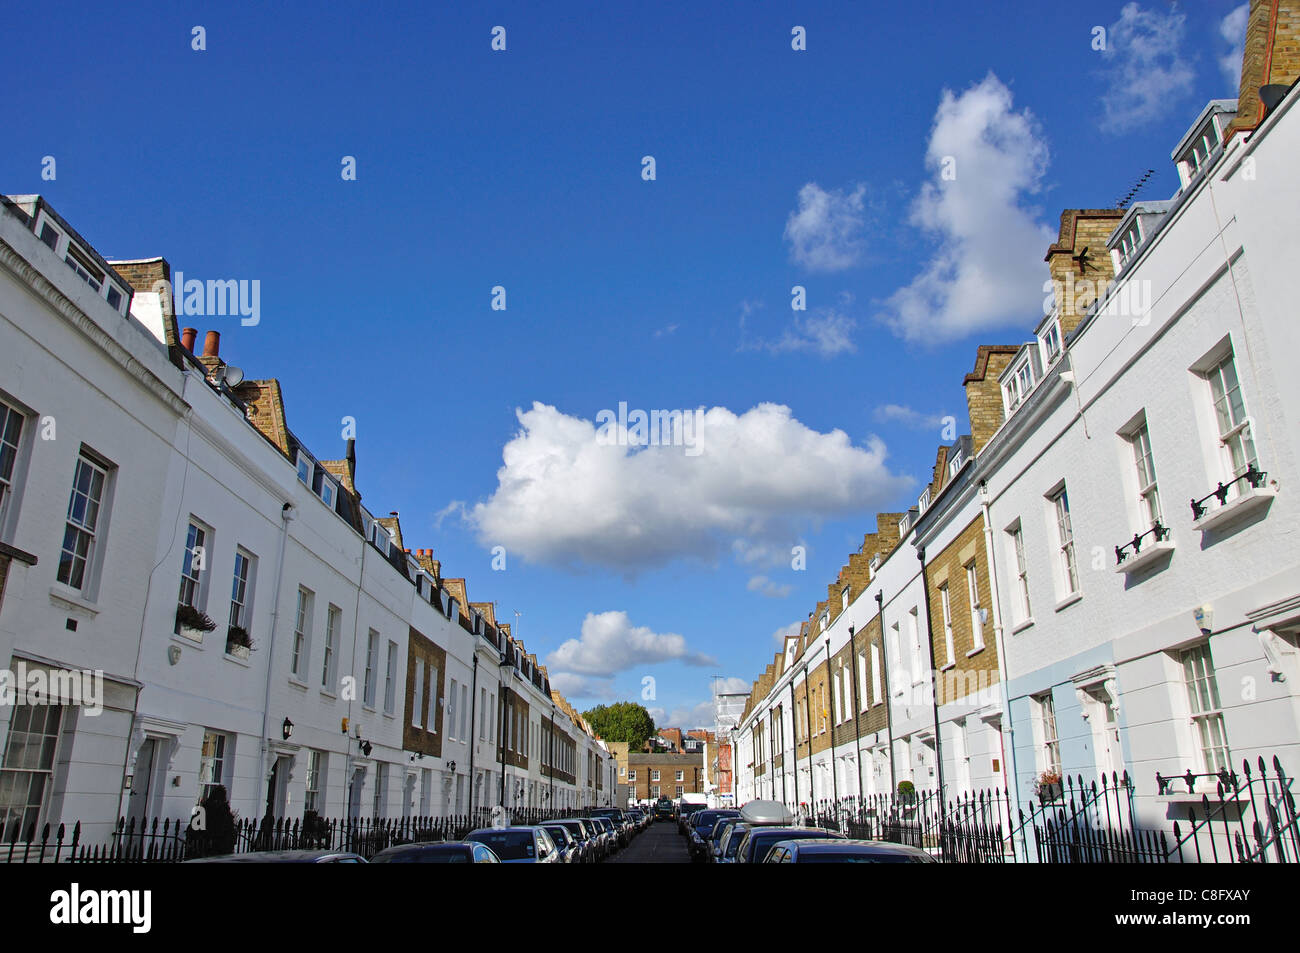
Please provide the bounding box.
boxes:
[369,842,500,863]
[589,815,620,854]
[653,798,675,822]
[184,849,366,863]
[708,817,743,863]
[551,818,598,862]
[539,823,583,863]
[589,808,630,846]
[761,838,936,863]
[714,822,749,864]
[677,801,707,834]
[464,826,561,863]
[625,809,647,832]
[733,826,844,864]
[688,809,740,862]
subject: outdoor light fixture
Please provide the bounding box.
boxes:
[282,717,294,740]
[360,740,373,757]
[447,761,456,773]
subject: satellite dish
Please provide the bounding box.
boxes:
[222,365,245,387]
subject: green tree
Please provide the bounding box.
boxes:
[582,702,656,750]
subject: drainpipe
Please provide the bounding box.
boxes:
[802,661,815,817]
[468,653,478,815]
[980,479,1024,856]
[257,501,296,816]
[917,547,947,805]
[788,679,799,811]
[847,623,864,800]
[876,591,897,794]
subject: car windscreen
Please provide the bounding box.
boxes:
[542,828,570,846]
[559,822,586,837]
[724,829,748,857]
[466,831,535,860]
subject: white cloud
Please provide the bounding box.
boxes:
[470,401,910,571]
[771,621,802,647]
[754,310,857,357]
[714,676,751,694]
[658,701,717,728]
[747,575,793,598]
[872,403,947,431]
[1098,3,1195,133]
[548,672,617,699]
[879,73,1053,343]
[784,182,869,271]
[545,610,715,678]
[1218,4,1249,89]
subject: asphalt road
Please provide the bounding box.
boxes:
[608,819,692,864]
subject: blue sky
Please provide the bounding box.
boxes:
[5,0,1249,726]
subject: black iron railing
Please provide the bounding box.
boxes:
[1190,464,1267,520]
[1115,521,1170,565]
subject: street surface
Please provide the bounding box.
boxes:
[608,821,691,864]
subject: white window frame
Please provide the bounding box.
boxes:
[1033,692,1062,776]
[363,630,379,708]
[1048,486,1079,598]
[0,703,64,841]
[384,641,398,715]
[871,642,882,705]
[177,518,210,614]
[1127,419,1163,528]
[1204,349,1259,487]
[966,561,984,651]
[290,586,313,680]
[198,729,229,803]
[57,450,111,594]
[1181,643,1231,776]
[412,658,426,729]
[229,548,256,631]
[304,749,325,814]
[940,584,955,667]
[0,398,28,536]
[321,604,341,690]
[1007,522,1032,623]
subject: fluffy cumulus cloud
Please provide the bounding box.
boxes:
[470,401,910,572]
[771,620,802,647]
[872,403,947,431]
[747,575,793,598]
[783,182,869,271]
[1218,4,1249,88]
[879,73,1053,343]
[1098,3,1196,133]
[545,610,715,678]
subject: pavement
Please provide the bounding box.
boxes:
[607,819,692,864]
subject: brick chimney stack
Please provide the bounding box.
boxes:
[964,345,1021,454]
[1230,0,1300,137]
[1045,209,1125,338]
[197,330,224,377]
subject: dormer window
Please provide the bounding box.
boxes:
[948,448,966,479]
[918,487,932,515]
[841,587,850,612]
[899,513,912,536]
[64,243,103,293]
[1003,355,1037,417]
[1040,319,1062,366]
[1114,221,1142,269]
[1182,122,1220,181]
[369,520,391,555]
[312,468,335,508]
[30,210,131,317]
[296,454,312,485]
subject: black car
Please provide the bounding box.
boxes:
[539,823,583,863]
[184,849,366,863]
[733,826,844,864]
[762,838,935,863]
[687,809,740,861]
[551,818,598,862]
[653,798,675,822]
[369,842,501,863]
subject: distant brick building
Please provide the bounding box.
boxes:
[625,753,703,801]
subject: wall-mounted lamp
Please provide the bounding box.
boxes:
[282,717,294,740]
[447,760,456,773]
[360,740,373,757]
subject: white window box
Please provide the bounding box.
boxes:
[177,625,206,644]
[227,643,251,661]
[1011,617,1036,635]
[1115,540,1175,575]
[1191,485,1277,533]
[224,648,251,667]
